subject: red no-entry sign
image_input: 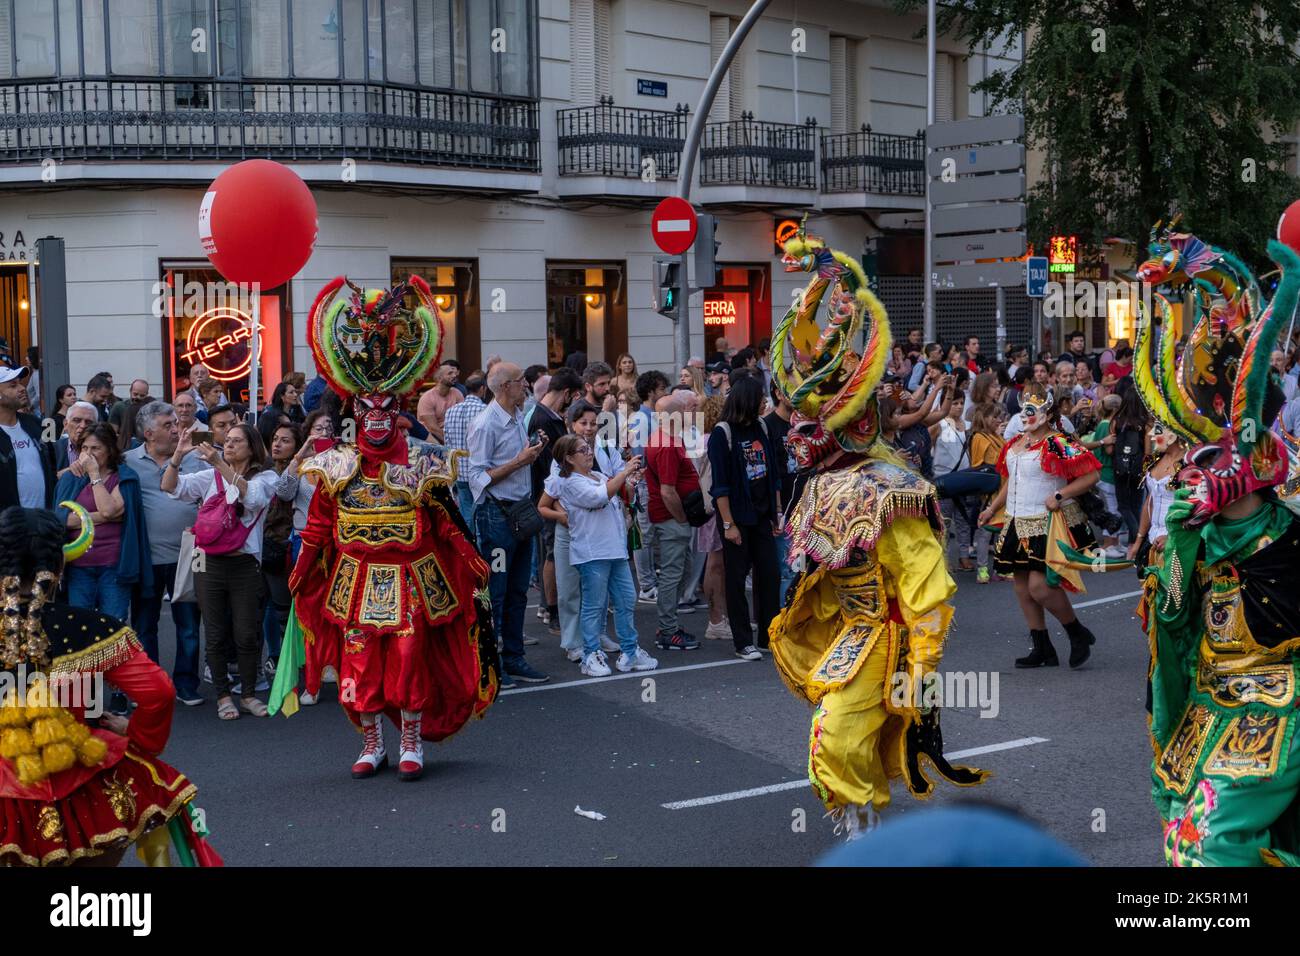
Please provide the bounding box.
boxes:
[651,197,698,255]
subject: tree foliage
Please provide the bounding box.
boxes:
[903,0,1300,268]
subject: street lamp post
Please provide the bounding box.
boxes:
[674,0,774,370]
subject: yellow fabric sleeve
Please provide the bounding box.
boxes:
[876,515,955,677]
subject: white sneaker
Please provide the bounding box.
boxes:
[322,666,338,685]
[1104,545,1127,560]
[735,645,763,661]
[599,634,620,653]
[615,648,659,672]
[565,647,584,662]
[300,690,319,706]
[580,652,612,678]
[705,620,732,641]
[637,587,658,605]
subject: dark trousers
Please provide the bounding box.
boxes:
[132,562,202,698]
[475,501,534,669]
[195,553,265,699]
[1116,479,1144,543]
[721,519,780,651]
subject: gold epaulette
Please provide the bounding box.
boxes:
[788,458,939,570]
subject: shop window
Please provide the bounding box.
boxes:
[701,264,770,354]
[545,262,627,369]
[160,263,290,407]
[391,259,481,374]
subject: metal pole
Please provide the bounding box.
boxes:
[249,288,260,424]
[995,284,1006,359]
[923,0,936,343]
[675,0,773,370]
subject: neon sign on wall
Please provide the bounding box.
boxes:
[181,307,263,383]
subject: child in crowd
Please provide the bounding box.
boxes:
[546,434,658,678]
[968,402,1006,583]
[1081,393,1123,558]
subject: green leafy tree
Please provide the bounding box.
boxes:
[905,1,1300,268]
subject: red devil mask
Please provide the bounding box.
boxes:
[786,412,839,471]
[1177,431,1289,527]
[355,393,401,456]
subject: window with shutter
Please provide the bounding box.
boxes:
[571,0,610,104]
[935,52,955,123]
[708,15,731,122]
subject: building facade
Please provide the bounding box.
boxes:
[0,0,1018,403]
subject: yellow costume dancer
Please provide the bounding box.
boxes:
[769,220,987,839]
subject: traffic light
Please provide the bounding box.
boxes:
[694,213,720,289]
[653,255,681,321]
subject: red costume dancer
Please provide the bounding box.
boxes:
[288,276,498,782]
[1,505,220,866]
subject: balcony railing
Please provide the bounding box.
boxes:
[700,114,817,189]
[0,78,541,172]
[821,126,925,195]
[556,97,687,179]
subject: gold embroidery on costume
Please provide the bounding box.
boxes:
[1203,572,1247,652]
[1204,712,1288,779]
[811,624,879,687]
[1196,661,1294,708]
[102,772,137,824]
[359,565,402,627]
[1155,703,1216,793]
[412,552,458,620]
[337,506,419,546]
[327,554,361,618]
[788,460,937,570]
[301,445,361,494]
[37,805,64,842]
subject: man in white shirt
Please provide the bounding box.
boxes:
[0,366,53,510]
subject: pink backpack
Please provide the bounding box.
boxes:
[193,472,262,555]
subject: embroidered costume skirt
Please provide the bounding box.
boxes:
[0,749,196,866]
[993,503,1096,579]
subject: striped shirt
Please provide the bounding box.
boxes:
[443,393,486,465]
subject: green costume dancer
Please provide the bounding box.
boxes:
[1139,235,1300,866]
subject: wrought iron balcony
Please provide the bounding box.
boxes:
[556,97,687,179]
[0,78,541,172]
[821,126,924,195]
[700,114,817,189]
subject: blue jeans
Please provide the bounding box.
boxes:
[775,527,794,607]
[576,559,638,657]
[132,562,202,698]
[474,500,534,669]
[455,481,475,528]
[67,564,132,621]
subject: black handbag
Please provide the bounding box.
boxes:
[491,494,544,542]
[681,489,712,527]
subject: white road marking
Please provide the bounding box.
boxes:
[1072,589,1143,610]
[499,657,751,696]
[660,736,1050,810]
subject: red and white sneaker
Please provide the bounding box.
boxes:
[351,719,388,779]
[398,711,424,782]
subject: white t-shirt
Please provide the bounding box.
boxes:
[2,421,44,509]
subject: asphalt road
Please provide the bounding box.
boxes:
[133,565,1158,867]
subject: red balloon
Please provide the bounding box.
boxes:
[1277,199,1300,254]
[199,160,318,289]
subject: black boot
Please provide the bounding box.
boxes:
[1064,618,1095,668]
[1015,629,1058,668]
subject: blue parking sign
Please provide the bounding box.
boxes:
[1026,256,1049,297]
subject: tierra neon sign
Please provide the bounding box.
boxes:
[181,307,262,382]
[703,298,738,326]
